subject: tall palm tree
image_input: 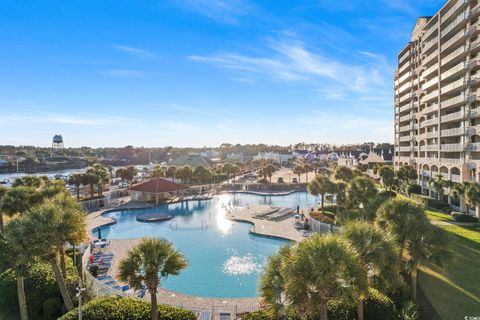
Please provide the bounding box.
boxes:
[150,165,165,179]
[0,186,8,232]
[92,163,110,197]
[376,198,449,298]
[292,165,304,182]
[377,166,395,191]
[165,166,177,182]
[68,173,83,201]
[259,245,292,319]
[428,174,445,201]
[308,175,335,210]
[302,163,313,182]
[342,222,400,320]
[346,176,378,209]
[1,219,31,320]
[81,171,100,198]
[283,234,367,320]
[464,182,480,215]
[118,238,187,320]
[333,166,355,182]
[21,198,85,311]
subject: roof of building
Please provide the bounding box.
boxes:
[129,178,188,194]
[53,135,63,143]
[169,154,212,166]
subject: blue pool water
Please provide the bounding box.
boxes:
[95,192,318,298]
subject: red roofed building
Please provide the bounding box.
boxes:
[129,178,189,203]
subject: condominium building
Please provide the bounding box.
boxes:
[394,0,480,216]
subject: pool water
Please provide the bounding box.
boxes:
[96,192,318,298]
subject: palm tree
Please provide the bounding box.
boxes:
[1,219,31,320]
[302,163,313,182]
[333,166,355,182]
[151,165,165,179]
[308,175,335,210]
[12,175,43,188]
[377,166,395,191]
[376,198,449,298]
[283,234,367,320]
[81,171,99,198]
[259,245,292,319]
[464,182,480,214]
[342,222,400,320]
[68,173,83,201]
[118,238,187,320]
[292,165,304,182]
[92,163,110,197]
[165,166,177,182]
[396,165,417,185]
[0,186,8,232]
[175,166,193,184]
[428,174,445,201]
[21,198,85,311]
[346,176,378,209]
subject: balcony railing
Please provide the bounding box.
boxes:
[450,174,461,182]
[399,60,411,74]
[441,94,467,109]
[441,61,467,81]
[421,118,439,127]
[399,82,412,95]
[422,63,439,79]
[399,124,412,132]
[399,135,412,142]
[398,146,412,152]
[441,110,465,122]
[441,45,466,66]
[423,50,438,66]
[467,142,480,151]
[441,77,465,94]
[441,127,464,136]
[398,71,412,84]
[421,145,439,152]
[422,77,439,90]
[399,114,412,122]
[441,28,466,52]
[441,11,467,38]
[399,92,413,103]
[441,143,463,152]
[423,90,439,102]
[441,0,468,24]
[423,38,438,53]
[440,158,463,164]
[399,50,411,64]
[399,104,412,113]
[419,104,439,115]
[419,131,439,139]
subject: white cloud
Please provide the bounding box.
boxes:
[2,112,136,126]
[113,45,155,60]
[174,0,253,25]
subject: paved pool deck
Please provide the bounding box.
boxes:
[85,200,306,317]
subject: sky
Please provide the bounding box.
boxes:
[0,0,446,148]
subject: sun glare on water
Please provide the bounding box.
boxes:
[223,254,262,276]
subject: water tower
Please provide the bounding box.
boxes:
[52,134,64,149]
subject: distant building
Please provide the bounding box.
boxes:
[226,153,245,162]
[52,135,64,149]
[170,153,213,167]
[253,152,293,165]
[129,178,189,204]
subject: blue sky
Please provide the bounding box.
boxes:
[0,0,445,148]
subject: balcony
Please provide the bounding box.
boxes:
[422,77,439,90]
[441,0,468,25]
[422,63,439,79]
[398,146,412,152]
[441,61,467,81]
[399,50,411,64]
[423,38,438,53]
[398,71,412,84]
[441,94,467,109]
[467,142,480,151]
[441,127,464,136]
[399,82,412,95]
[399,92,413,103]
[399,60,411,74]
[441,110,465,122]
[470,38,480,51]
[399,124,412,132]
[419,104,439,115]
[423,50,438,66]
[441,77,465,94]
[419,131,439,139]
[399,135,412,142]
[440,158,463,164]
[441,28,466,52]
[441,143,463,152]
[399,104,412,113]
[422,90,439,102]
[421,145,439,152]
[421,118,439,127]
[450,174,461,182]
[399,114,412,122]
[441,11,467,39]
[441,45,466,66]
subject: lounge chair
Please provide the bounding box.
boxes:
[103,280,117,286]
[121,285,130,291]
[219,313,231,320]
[97,275,112,282]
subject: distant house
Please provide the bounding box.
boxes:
[0,159,8,166]
[169,153,213,167]
[226,153,244,161]
[253,152,293,165]
[129,178,189,204]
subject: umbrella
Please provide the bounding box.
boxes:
[97,228,102,239]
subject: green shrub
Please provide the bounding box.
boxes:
[59,296,197,320]
[406,184,421,195]
[364,289,397,320]
[452,213,479,222]
[0,259,78,320]
[242,310,270,320]
[42,297,63,320]
[321,211,336,220]
[319,203,338,212]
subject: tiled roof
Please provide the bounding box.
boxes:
[129,178,188,193]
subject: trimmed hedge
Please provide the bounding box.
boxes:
[309,211,335,225]
[318,203,338,212]
[59,296,197,320]
[242,289,403,320]
[452,213,479,222]
[410,194,452,213]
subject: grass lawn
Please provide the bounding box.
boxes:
[425,209,453,222]
[418,223,480,319]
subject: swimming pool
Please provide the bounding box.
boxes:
[95,192,318,298]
